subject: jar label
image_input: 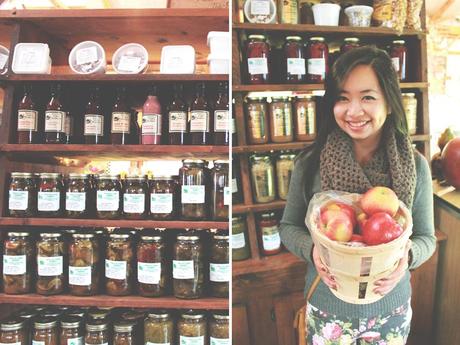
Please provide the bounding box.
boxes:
[232,178,238,194]
[38,191,61,211]
[123,193,145,214]
[181,185,205,204]
[18,110,38,131]
[84,114,104,136]
[296,104,315,135]
[38,256,63,276]
[250,0,270,15]
[172,260,195,279]
[307,58,325,77]
[9,190,29,210]
[32,341,45,345]
[253,169,273,199]
[66,192,86,212]
[117,55,142,72]
[232,118,236,134]
[224,186,231,206]
[287,58,306,75]
[142,113,162,135]
[392,57,400,72]
[97,191,120,211]
[76,46,98,65]
[67,337,83,345]
[248,57,268,75]
[210,338,230,345]
[111,112,131,133]
[273,108,292,137]
[262,226,281,251]
[179,336,204,345]
[190,110,210,132]
[45,111,66,132]
[214,110,229,132]
[3,255,27,275]
[210,263,230,282]
[105,259,127,280]
[232,232,246,249]
[69,265,92,286]
[1,342,22,345]
[151,193,173,213]
[248,109,266,139]
[65,114,72,136]
[0,52,7,69]
[138,262,161,284]
[168,111,187,132]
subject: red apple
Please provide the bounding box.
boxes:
[362,212,404,245]
[321,201,357,227]
[322,215,354,242]
[356,211,368,234]
[360,186,399,217]
[441,137,460,189]
[350,234,365,243]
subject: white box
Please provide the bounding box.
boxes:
[160,45,195,74]
[207,31,230,57]
[68,41,106,74]
[207,54,229,74]
[12,43,51,74]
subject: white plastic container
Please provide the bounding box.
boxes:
[244,0,277,24]
[0,45,9,75]
[207,31,230,57]
[112,43,148,74]
[68,41,106,74]
[312,3,341,26]
[207,54,229,74]
[12,43,51,74]
[160,45,195,74]
[344,5,374,27]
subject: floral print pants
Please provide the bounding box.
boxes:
[306,300,412,345]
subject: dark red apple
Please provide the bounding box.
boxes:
[362,212,404,245]
[441,137,460,189]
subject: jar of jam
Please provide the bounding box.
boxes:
[402,93,417,135]
[37,173,63,218]
[69,233,99,296]
[210,231,229,298]
[258,212,282,255]
[36,232,65,295]
[8,172,37,217]
[232,157,243,204]
[144,312,173,345]
[340,37,360,54]
[60,316,83,345]
[106,233,133,296]
[33,318,58,345]
[246,34,271,84]
[178,312,207,344]
[250,154,276,203]
[306,37,329,83]
[3,232,33,294]
[211,160,229,220]
[123,176,148,220]
[85,321,109,345]
[246,97,269,144]
[210,313,230,344]
[65,173,90,218]
[179,159,208,220]
[390,40,407,81]
[173,232,204,299]
[276,152,296,200]
[0,318,26,345]
[96,174,122,219]
[113,322,134,345]
[284,36,306,83]
[149,176,178,220]
[294,95,316,140]
[232,216,250,261]
[269,97,293,143]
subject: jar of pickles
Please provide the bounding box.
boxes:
[402,93,417,135]
[106,233,133,296]
[232,216,250,261]
[178,312,207,345]
[293,95,316,141]
[3,232,33,294]
[144,312,173,345]
[69,233,99,296]
[210,231,229,298]
[96,174,122,219]
[65,173,90,218]
[36,233,65,295]
[179,160,208,220]
[8,172,37,217]
[123,176,148,220]
[284,36,305,83]
[149,176,178,220]
[246,97,269,144]
[276,152,296,200]
[246,34,271,84]
[269,97,293,143]
[37,173,63,218]
[0,318,26,345]
[60,316,83,345]
[33,318,58,345]
[390,40,407,81]
[85,320,109,345]
[211,160,229,220]
[258,212,282,255]
[250,154,276,203]
[306,37,329,83]
[210,313,230,344]
[113,322,134,345]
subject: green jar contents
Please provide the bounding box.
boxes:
[210,313,230,345]
[96,174,122,219]
[178,312,207,345]
[275,152,296,200]
[0,317,26,345]
[232,216,250,261]
[65,173,91,218]
[36,233,65,296]
[144,312,173,345]
[250,154,276,203]
[3,232,33,294]
[123,176,148,220]
[211,160,230,220]
[37,173,63,218]
[179,159,208,220]
[209,231,229,298]
[8,172,37,217]
[149,176,178,220]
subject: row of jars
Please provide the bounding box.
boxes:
[8,160,229,220]
[244,35,408,84]
[2,229,229,299]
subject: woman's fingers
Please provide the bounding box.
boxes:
[312,245,337,290]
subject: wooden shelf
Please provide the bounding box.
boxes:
[5,74,228,82]
[233,200,286,214]
[233,251,303,276]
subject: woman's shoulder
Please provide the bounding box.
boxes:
[413,150,430,177]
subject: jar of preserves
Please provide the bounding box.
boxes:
[69,233,99,296]
[144,312,173,345]
[33,318,58,345]
[232,216,250,261]
[276,152,296,200]
[306,37,329,83]
[246,34,271,84]
[390,40,407,81]
[179,160,208,220]
[210,231,229,298]
[3,232,33,294]
[0,318,25,345]
[250,154,276,203]
[37,173,63,218]
[85,321,109,345]
[113,322,134,345]
[65,173,90,218]
[36,232,64,295]
[211,160,229,220]
[232,157,243,204]
[123,176,148,220]
[340,37,360,54]
[96,174,122,219]
[149,176,178,220]
[246,97,269,144]
[294,95,316,141]
[60,316,83,345]
[258,212,282,255]
[105,233,133,296]
[269,97,293,143]
[284,36,305,83]
[210,313,229,344]
[178,312,207,345]
[173,232,204,299]
[8,172,37,217]
[16,309,36,345]
[402,93,417,135]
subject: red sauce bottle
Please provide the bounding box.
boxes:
[190,83,212,145]
[110,87,136,145]
[306,37,329,84]
[167,84,188,145]
[258,212,282,256]
[390,40,407,82]
[141,85,162,145]
[246,34,271,84]
[44,84,66,144]
[17,85,40,144]
[212,82,229,146]
[84,87,106,144]
[340,37,360,54]
[284,36,306,84]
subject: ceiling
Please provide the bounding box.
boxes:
[426,0,460,24]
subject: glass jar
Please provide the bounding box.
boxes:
[8,172,37,217]
[279,0,298,24]
[113,322,134,345]
[36,232,65,295]
[210,231,229,298]
[390,40,407,81]
[276,152,296,200]
[88,308,110,322]
[60,316,83,345]
[211,160,229,220]
[269,97,293,143]
[306,37,329,83]
[144,312,173,345]
[85,321,109,345]
[246,97,269,144]
[258,212,282,255]
[340,37,360,54]
[105,233,133,296]
[123,176,148,220]
[250,154,276,203]
[149,176,178,220]
[232,216,250,261]
[96,174,122,219]
[402,93,417,135]
[210,313,229,344]
[246,34,271,84]
[0,318,25,345]
[232,157,243,204]
[178,312,207,344]
[65,173,90,218]
[284,36,305,83]
[179,159,208,220]
[294,95,316,141]
[33,318,58,345]
[3,232,33,294]
[300,1,314,24]
[37,173,63,218]
[16,309,36,345]
[173,232,204,299]
[69,233,99,296]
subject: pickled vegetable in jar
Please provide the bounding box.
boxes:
[113,322,134,345]
[69,233,99,296]
[37,173,63,218]
[210,313,229,344]
[178,312,207,345]
[3,232,33,294]
[144,312,173,345]
[0,317,25,345]
[8,172,37,217]
[210,231,229,298]
[232,216,250,261]
[402,93,417,135]
[258,212,281,255]
[36,233,65,295]
[340,37,360,54]
[293,95,316,141]
[65,173,90,219]
[211,160,229,220]
[269,97,293,143]
[33,318,58,345]
[179,159,208,220]
[96,174,122,219]
[105,233,133,296]
[149,176,178,220]
[284,36,305,83]
[246,34,271,84]
[123,176,148,220]
[60,316,83,345]
[390,40,407,81]
[85,321,108,345]
[250,154,276,203]
[246,97,269,144]
[306,37,329,83]
[276,152,296,200]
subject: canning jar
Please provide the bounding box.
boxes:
[250,154,276,203]
[65,173,90,218]
[402,93,417,135]
[210,313,230,344]
[232,216,250,261]
[96,174,122,219]
[36,232,64,295]
[211,160,229,220]
[232,157,243,204]
[144,312,173,345]
[246,34,271,84]
[0,318,25,344]
[179,159,208,220]
[269,97,293,143]
[37,173,63,218]
[60,316,83,345]
[3,232,33,294]
[246,97,269,144]
[106,233,133,296]
[113,322,134,345]
[8,172,37,217]
[340,37,360,54]
[276,152,296,200]
[390,40,407,81]
[88,308,110,321]
[69,233,99,296]
[16,309,36,345]
[85,321,109,345]
[284,36,305,83]
[258,212,281,255]
[279,0,298,24]
[210,231,229,298]
[173,232,204,299]
[149,176,178,220]
[33,318,58,345]
[123,176,148,220]
[306,37,329,83]
[178,312,207,345]
[293,95,316,140]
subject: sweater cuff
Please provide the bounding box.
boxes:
[409,243,420,269]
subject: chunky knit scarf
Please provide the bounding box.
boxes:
[320,125,416,209]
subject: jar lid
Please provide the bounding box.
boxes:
[248,34,266,40]
[11,172,34,178]
[251,155,270,162]
[150,175,174,180]
[86,322,108,332]
[214,233,229,240]
[212,313,230,320]
[114,321,135,333]
[140,235,163,241]
[246,96,266,101]
[260,212,276,219]
[286,35,302,41]
[8,232,30,237]
[72,233,95,239]
[296,94,313,99]
[232,216,244,222]
[61,316,82,329]
[39,173,62,178]
[392,40,405,44]
[310,37,325,42]
[68,173,89,179]
[34,318,57,329]
[148,311,170,319]
[213,159,229,165]
[278,153,296,159]
[177,234,200,241]
[182,313,205,320]
[40,232,62,238]
[344,37,359,43]
[98,174,120,179]
[402,93,415,97]
[109,233,131,239]
[1,318,24,331]
[182,159,205,164]
[126,175,147,180]
[16,309,37,319]
[272,96,290,101]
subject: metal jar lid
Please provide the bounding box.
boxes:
[214,232,229,240]
[61,316,82,329]
[98,174,120,180]
[181,312,205,320]
[8,232,30,237]
[11,172,34,178]
[1,318,24,331]
[213,160,229,165]
[177,232,200,241]
[86,322,108,332]
[392,40,405,44]
[72,233,95,239]
[34,318,57,329]
[260,212,276,219]
[212,313,230,320]
[68,173,89,179]
[148,311,170,319]
[126,175,147,181]
[39,173,62,179]
[109,233,131,239]
[114,321,135,333]
[344,37,359,43]
[150,175,174,181]
[182,159,205,165]
[248,34,266,40]
[310,37,325,42]
[286,35,302,41]
[40,232,62,238]
[140,235,163,241]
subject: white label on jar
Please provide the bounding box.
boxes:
[210,263,230,282]
[262,226,281,251]
[173,260,195,279]
[179,336,204,345]
[69,266,91,286]
[232,232,246,249]
[84,114,104,136]
[168,111,187,132]
[1,342,22,345]
[248,57,268,75]
[37,192,60,211]
[76,46,98,65]
[0,53,8,69]
[181,185,205,204]
[3,255,27,275]
[151,193,173,213]
[214,110,229,132]
[190,110,209,132]
[65,114,72,136]
[9,190,29,210]
[97,191,119,211]
[123,193,145,214]
[232,118,236,134]
[138,262,161,284]
[18,110,38,131]
[392,57,400,71]
[287,58,306,75]
[251,0,270,15]
[210,338,230,345]
[105,259,127,280]
[307,58,325,77]
[142,113,162,135]
[38,256,63,276]
[67,337,83,345]
[232,179,238,193]
[66,192,86,212]
[224,186,231,206]
[45,110,66,132]
[32,341,45,345]
[111,112,131,133]
[117,55,142,72]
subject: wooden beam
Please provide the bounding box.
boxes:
[431,0,455,23]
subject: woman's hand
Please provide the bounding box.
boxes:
[373,240,412,296]
[312,245,337,290]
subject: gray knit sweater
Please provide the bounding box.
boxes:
[279,150,436,318]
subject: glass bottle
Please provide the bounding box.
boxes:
[250,154,276,203]
[232,157,243,204]
[95,174,122,219]
[141,85,163,145]
[390,40,407,82]
[306,37,329,83]
[3,232,33,294]
[211,160,229,220]
[85,321,109,345]
[8,172,37,217]
[84,87,106,144]
[111,87,135,145]
[190,83,211,145]
[60,316,83,345]
[178,312,207,344]
[69,233,99,296]
[279,0,298,24]
[210,313,230,344]
[246,97,269,144]
[232,216,250,261]
[63,91,73,145]
[44,84,66,144]
[105,233,133,296]
[232,98,237,145]
[276,152,296,200]
[17,85,40,144]
[113,322,134,345]
[149,176,178,220]
[284,36,306,83]
[167,84,188,145]
[213,81,230,146]
[210,231,229,298]
[36,232,65,295]
[246,34,271,84]
[258,212,282,255]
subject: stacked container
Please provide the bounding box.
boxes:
[12,43,52,74]
[207,31,230,74]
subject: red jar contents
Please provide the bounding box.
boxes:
[141,85,162,145]
[246,34,271,84]
[84,87,106,144]
[190,83,211,145]
[390,40,407,81]
[167,84,188,145]
[258,212,281,255]
[44,84,66,144]
[306,37,329,83]
[284,36,306,83]
[340,37,360,54]
[17,85,39,144]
